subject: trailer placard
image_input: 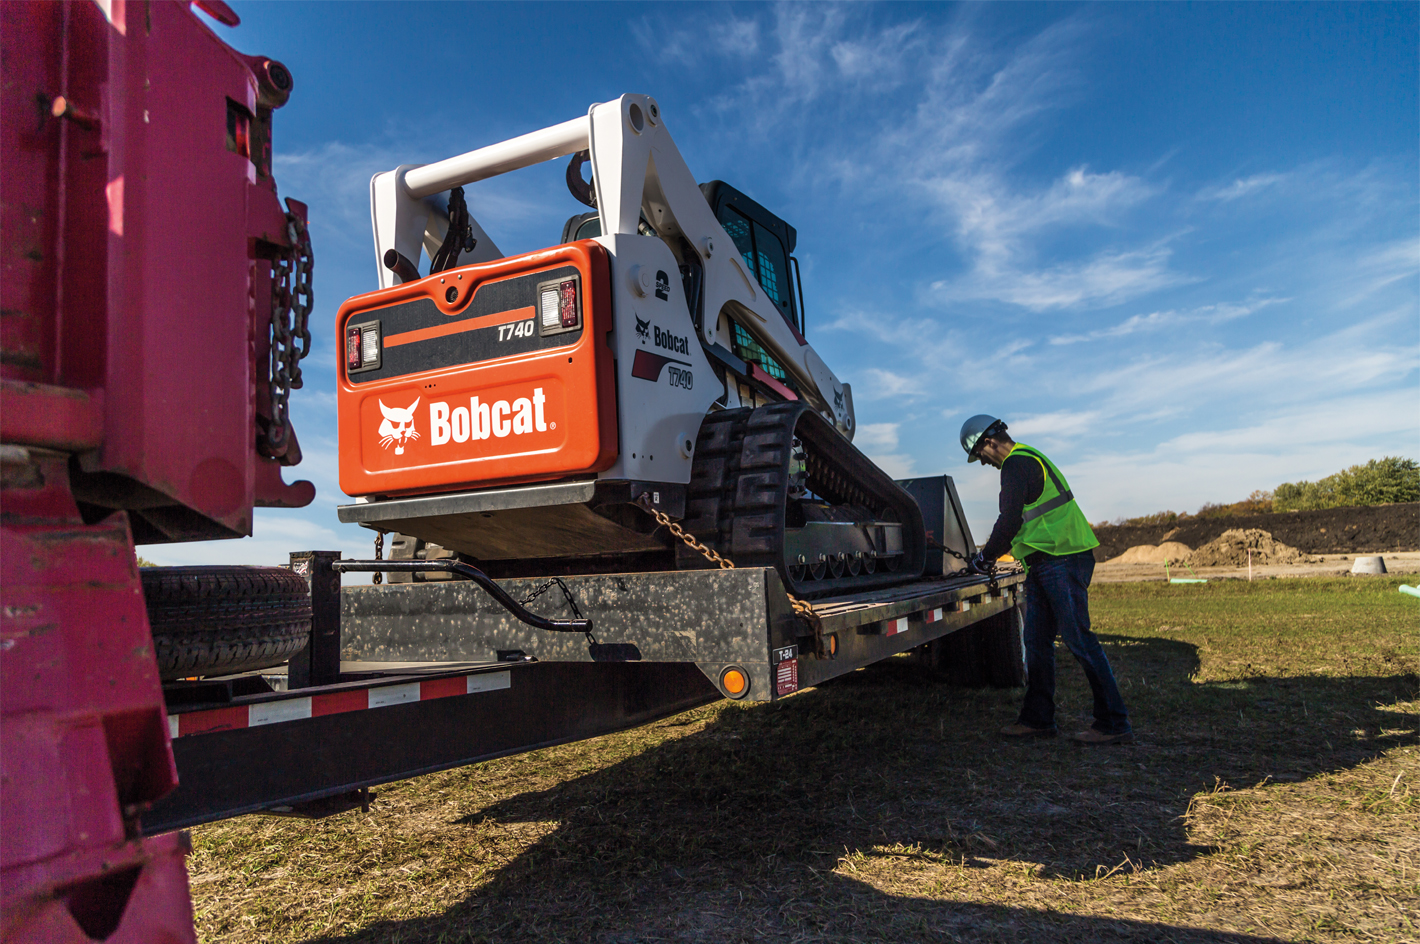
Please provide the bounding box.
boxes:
[774,645,798,696]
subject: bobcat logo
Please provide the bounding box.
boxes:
[378,397,421,454]
[635,315,650,343]
[833,387,845,411]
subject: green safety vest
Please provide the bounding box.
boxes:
[1006,443,1099,562]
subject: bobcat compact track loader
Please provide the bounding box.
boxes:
[336,94,927,596]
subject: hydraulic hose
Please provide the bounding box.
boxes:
[330,559,593,633]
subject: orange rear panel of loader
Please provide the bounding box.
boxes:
[337,241,617,497]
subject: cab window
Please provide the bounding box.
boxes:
[752,220,789,318]
[716,205,793,325]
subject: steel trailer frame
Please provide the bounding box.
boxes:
[142,557,1023,835]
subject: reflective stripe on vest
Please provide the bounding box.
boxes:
[1020,453,1074,523]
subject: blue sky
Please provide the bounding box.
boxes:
[143,1,1419,567]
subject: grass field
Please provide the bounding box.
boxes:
[190,576,1419,943]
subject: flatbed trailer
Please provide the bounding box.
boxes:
[143,560,1025,834]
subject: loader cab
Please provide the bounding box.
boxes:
[699,180,804,339]
[559,181,806,338]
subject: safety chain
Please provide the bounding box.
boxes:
[520,576,596,647]
[926,540,1000,593]
[372,531,384,585]
[266,210,314,456]
[635,495,826,657]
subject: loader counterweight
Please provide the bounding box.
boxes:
[337,241,618,497]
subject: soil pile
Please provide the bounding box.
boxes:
[1188,528,1313,567]
[1091,502,1419,561]
[1107,541,1194,565]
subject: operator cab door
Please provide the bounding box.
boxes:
[699,180,803,337]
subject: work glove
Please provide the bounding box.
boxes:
[968,551,992,575]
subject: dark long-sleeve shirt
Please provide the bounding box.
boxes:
[980,452,1044,561]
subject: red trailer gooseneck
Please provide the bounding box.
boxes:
[1,1,312,939]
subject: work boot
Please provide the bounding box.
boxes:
[999,722,1057,739]
[1069,726,1135,745]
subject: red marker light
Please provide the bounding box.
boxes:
[346,326,362,370]
[559,280,578,328]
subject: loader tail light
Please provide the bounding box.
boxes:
[539,278,581,333]
[559,279,578,328]
[539,286,559,330]
[346,321,382,374]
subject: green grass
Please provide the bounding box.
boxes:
[190,577,1419,943]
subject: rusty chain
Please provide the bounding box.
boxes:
[372,531,384,585]
[266,210,313,456]
[636,495,826,657]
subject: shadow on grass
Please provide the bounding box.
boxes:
[305,634,1416,943]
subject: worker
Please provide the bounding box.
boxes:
[959,415,1133,745]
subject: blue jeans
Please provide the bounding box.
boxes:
[1018,550,1130,735]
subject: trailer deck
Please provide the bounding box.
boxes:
[143,560,1023,834]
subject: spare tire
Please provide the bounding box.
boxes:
[141,566,311,681]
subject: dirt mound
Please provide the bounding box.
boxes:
[1107,541,1194,565]
[1188,528,1313,567]
[1091,502,1419,562]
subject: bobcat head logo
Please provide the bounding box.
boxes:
[635,315,650,342]
[378,397,420,454]
[833,387,845,411]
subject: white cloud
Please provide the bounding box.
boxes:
[1008,410,1102,440]
[856,367,932,401]
[854,422,901,452]
[1067,388,1419,522]
[935,245,1185,312]
[1048,297,1282,345]
[1196,172,1286,202]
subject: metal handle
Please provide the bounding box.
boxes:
[330,559,593,633]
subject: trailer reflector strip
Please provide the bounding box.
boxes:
[250,698,313,726]
[169,671,512,738]
[468,673,512,694]
[368,681,420,708]
[884,616,909,636]
[925,607,944,623]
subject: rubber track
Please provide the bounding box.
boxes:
[678,403,926,597]
[141,566,311,680]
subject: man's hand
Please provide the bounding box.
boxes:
[968,551,993,575]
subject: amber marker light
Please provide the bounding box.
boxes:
[720,667,749,698]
